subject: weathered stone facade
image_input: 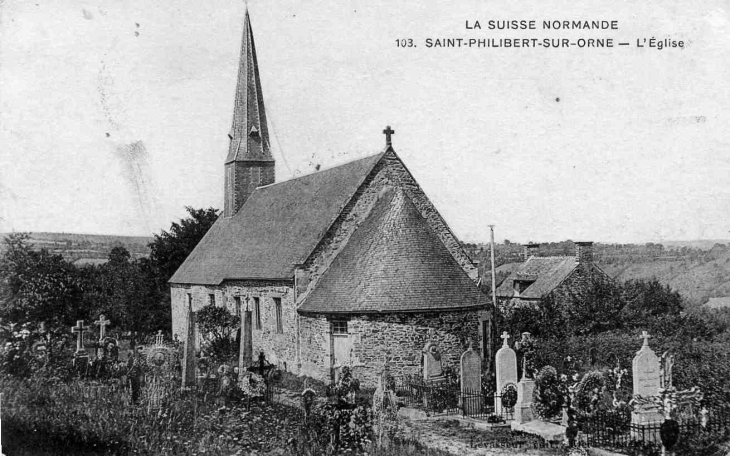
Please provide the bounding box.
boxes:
[171,280,296,368]
[224,160,275,217]
[298,310,480,388]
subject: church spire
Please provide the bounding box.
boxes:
[224,7,275,217]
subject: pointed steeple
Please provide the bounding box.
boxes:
[226,7,272,163]
[224,7,275,217]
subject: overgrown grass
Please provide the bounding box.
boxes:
[0,376,456,455]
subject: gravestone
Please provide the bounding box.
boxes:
[631,331,662,430]
[460,340,482,415]
[71,320,90,375]
[181,307,197,388]
[94,315,111,359]
[422,341,443,382]
[495,331,518,417]
[514,377,536,424]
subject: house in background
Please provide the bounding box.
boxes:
[705,297,730,310]
[495,242,612,308]
[169,9,489,388]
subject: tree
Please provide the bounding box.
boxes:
[196,304,240,364]
[82,247,165,336]
[148,207,220,286]
[621,278,683,323]
[0,233,86,328]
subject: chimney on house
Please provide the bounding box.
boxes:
[575,241,594,264]
[522,243,539,261]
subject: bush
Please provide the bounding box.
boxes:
[196,305,239,365]
[533,365,566,419]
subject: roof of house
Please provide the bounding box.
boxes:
[495,256,578,299]
[705,297,730,310]
[169,152,384,284]
[299,187,488,313]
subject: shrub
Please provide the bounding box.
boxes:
[533,365,567,419]
[196,305,239,365]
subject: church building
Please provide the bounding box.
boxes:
[169,9,489,387]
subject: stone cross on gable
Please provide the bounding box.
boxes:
[71,320,88,354]
[500,331,510,347]
[94,315,110,340]
[382,125,395,147]
[640,331,651,347]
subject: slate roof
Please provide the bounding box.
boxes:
[226,8,273,164]
[169,153,384,284]
[299,187,488,313]
[495,256,578,299]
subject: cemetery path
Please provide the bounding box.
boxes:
[396,418,562,456]
[274,387,560,456]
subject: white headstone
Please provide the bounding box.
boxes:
[631,331,663,431]
[633,331,661,398]
[495,332,518,393]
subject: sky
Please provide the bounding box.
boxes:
[1,0,729,244]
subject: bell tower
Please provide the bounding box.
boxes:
[224,8,275,217]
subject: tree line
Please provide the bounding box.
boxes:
[0,207,220,337]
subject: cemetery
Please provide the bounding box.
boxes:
[3,296,730,456]
[2,230,730,455]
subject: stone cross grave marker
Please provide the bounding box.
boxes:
[422,341,443,382]
[631,331,662,426]
[495,331,518,417]
[71,320,88,355]
[94,315,110,340]
[94,315,111,358]
[460,339,482,415]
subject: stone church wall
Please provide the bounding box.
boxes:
[170,280,297,369]
[298,309,481,388]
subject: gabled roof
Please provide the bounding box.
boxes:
[169,153,384,284]
[225,8,273,164]
[496,256,578,299]
[299,187,488,313]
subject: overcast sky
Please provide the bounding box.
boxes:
[1,0,728,244]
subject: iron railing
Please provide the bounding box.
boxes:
[393,376,514,421]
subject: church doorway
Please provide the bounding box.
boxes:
[330,320,351,379]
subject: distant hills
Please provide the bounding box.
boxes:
[2,232,729,307]
[0,232,152,264]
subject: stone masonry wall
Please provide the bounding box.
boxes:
[170,280,296,370]
[552,263,614,305]
[298,314,331,380]
[298,309,481,388]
